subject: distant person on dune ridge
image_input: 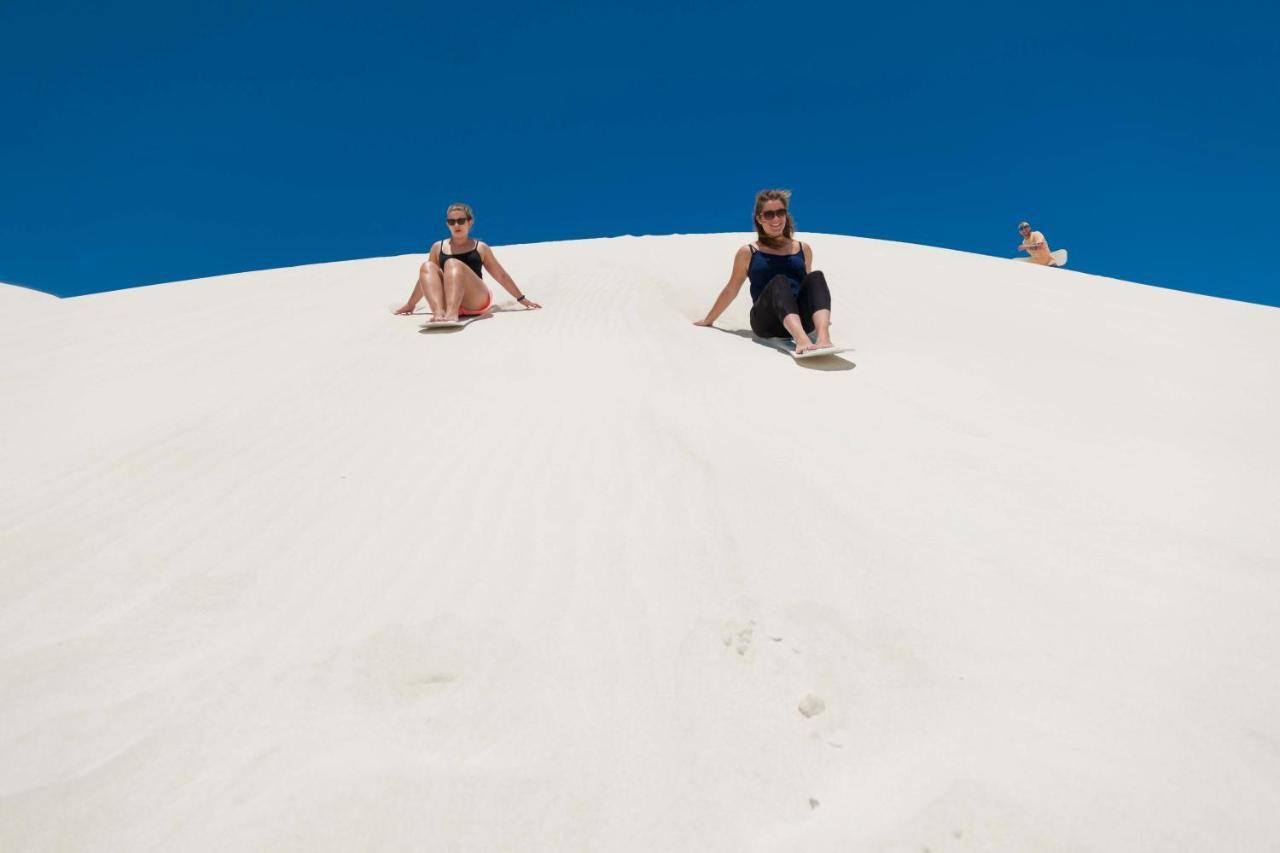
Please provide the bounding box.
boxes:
[1017,220,1058,266]
[694,189,837,355]
[393,202,541,321]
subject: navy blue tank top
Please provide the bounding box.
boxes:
[747,242,805,302]
[438,240,484,278]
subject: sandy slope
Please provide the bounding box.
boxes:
[1,234,1278,852]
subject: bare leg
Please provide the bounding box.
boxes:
[811,309,833,348]
[442,263,491,321]
[782,314,817,352]
[395,263,444,316]
[795,272,834,351]
[442,265,466,321]
[421,263,446,319]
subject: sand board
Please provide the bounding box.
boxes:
[421,313,490,329]
[757,337,854,359]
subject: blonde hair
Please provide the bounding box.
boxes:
[753,189,794,249]
[446,202,474,220]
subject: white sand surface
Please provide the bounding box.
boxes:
[1,234,1278,851]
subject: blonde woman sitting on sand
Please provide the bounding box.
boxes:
[394,203,541,321]
[694,189,837,355]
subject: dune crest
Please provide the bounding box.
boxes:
[2,234,1279,851]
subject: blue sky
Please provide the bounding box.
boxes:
[2,0,1277,306]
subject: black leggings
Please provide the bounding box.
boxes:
[749,271,832,338]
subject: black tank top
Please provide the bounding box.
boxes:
[747,242,805,302]
[438,240,484,278]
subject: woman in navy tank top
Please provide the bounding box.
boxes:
[394,202,542,321]
[693,189,836,354]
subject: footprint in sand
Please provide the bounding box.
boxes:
[798,694,826,718]
[716,620,834,727]
[721,619,756,657]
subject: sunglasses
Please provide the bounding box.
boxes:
[760,209,788,221]
[446,217,471,226]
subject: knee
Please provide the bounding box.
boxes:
[443,262,465,281]
[764,274,792,294]
[420,261,441,278]
[805,270,831,294]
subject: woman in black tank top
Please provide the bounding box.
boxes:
[393,202,543,321]
[693,189,837,354]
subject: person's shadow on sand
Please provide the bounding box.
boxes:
[709,327,856,372]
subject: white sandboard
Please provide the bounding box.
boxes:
[421,313,489,330]
[758,337,853,360]
[1015,249,1068,267]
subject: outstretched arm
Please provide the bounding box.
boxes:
[393,242,441,314]
[694,246,752,327]
[481,244,542,309]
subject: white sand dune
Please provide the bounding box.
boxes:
[1,234,1278,851]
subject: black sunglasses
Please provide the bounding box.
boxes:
[446,217,471,226]
[760,209,788,221]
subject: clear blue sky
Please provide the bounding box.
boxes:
[3,0,1277,306]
